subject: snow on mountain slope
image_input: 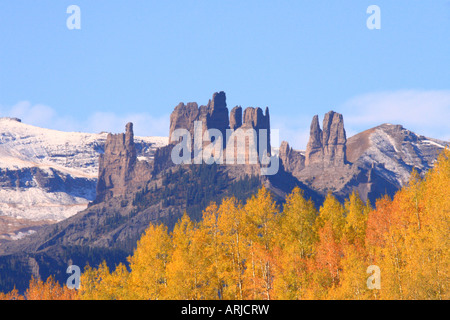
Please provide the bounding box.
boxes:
[347,123,449,188]
[0,117,168,225]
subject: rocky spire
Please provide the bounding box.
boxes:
[278,140,306,175]
[230,106,242,130]
[125,122,136,165]
[206,91,229,147]
[305,111,347,167]
[95,122,146,203]
[168,102,200,143]
[278,141,292,167]
[305,115,323,166]
[322,111,346,166]
[167,91,272,162]
[241,106,271,154]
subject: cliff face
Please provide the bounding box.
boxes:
[230,106,242,130]
[2,92,448,294]
[281,110,365,201]
[95,123,152,203]
[168,91,271,162]
[278,141,305,175]
[95,92,273,204]
[242,106,271,154]
[280,110,449,204]
[169,92,229,144]
[305,111,346,167]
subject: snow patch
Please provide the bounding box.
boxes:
[9,230,36,241]
[0,119,168,221]
[422,140,446,149]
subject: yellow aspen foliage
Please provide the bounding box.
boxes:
[78,263,97,299]
[0,287,25,300]
[273,187,317,299]
[327,238,374,300]
[278,187,318,258]
[80,261,130,300]
[419,148,449,299]
[127,223,172,299]
[10,154,447,302]
[366,148,449,299]
[243,187,279,300]
[344,191,370,246]
[196,202,224,299]
[0,287,24,300]
[104,263,129,300]
[314,221,341,289]
[165,213,206,299]
[315,192,346,242]
[25,276,78,300]
[217,197,248,300]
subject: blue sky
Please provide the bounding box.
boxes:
[0,0,449,149]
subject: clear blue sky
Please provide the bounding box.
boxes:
[1,0,449,149]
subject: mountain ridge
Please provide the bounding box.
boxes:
[0,92,448,293]
[0,117,167,240]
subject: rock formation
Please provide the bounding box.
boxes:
[285,111,354,201]
[241,106,271,154]
[206,91,229,139]
[95,92,274,204]
[3,93,449,294]
[168,102,202,143]
[168,92,271,162]
[95,123,152,203]
[322,111,347,166]
[230,106,242,130]
[305,111,347,167]
[278,141,305,175]
[305,115,323,166]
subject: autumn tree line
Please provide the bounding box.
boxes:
[1,149,448,300]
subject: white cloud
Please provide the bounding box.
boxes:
[271,114,311,150]
[85,112,169,137]
[340,90,450,141]
[2,90,449,150]
[270,90,450,150]
[6,101,57,128]
[0,101,170,138]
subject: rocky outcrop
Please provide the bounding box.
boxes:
[289,111,354,201]
[206,91,229,140]
[96,92,274,204]
[278,141,305,175]
[168,102,202,143]
[305,115,323,166]
[282,111,450,204]
[2,94,449,295]
[230,106,242,130]
[168,92,271,162]
[305,111,346,167]
[95,123,152,203]
[241,106,271,154]
[322,111,347,166]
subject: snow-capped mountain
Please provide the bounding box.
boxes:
[0,117,167,238]
[0,115,448,242]
[279,112,449,205]
[347,123,449,188]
